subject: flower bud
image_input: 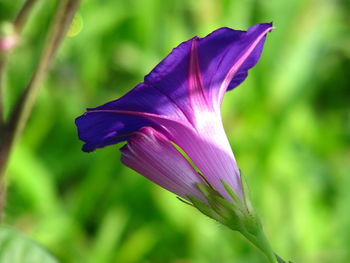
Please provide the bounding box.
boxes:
[0,22,18,52]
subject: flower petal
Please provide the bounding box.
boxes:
[196,23,273,108]
[120,127,207,202]
[144,38,197,124]
[144,23,273,115]
[157,111,243,201]
[78,105,242,200]
[76,24,273,152]
[75,83,189,152]
[76,112,150,152]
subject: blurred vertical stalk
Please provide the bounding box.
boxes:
[0,0,39,127]
[0,0,81,219]
[0,58,6,127]
[0,0,41,221]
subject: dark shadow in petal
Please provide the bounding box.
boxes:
[76,112,152,152]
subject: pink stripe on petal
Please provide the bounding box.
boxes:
[188,38,212,117]
[216,26,273,107]
[120,127,207,202]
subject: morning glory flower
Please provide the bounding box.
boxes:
[76,23,273,203]
[76,23,284,263]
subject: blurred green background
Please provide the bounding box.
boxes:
[1,0,349,262]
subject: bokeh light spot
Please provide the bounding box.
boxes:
[67,13,83,37]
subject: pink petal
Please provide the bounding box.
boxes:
[120,127,207,202]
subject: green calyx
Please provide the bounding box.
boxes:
[185,176,285,263]
[186,178,261,235]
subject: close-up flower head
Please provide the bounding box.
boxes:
[0,1,348,262]
[76,23,273,202]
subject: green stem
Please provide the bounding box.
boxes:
[0,0,40,222]
[6,0,80,154]
[0,0,39,126]
[275,253,287,263]
[241,229,287,263]
[0,0,81,219]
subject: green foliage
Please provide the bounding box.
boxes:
[0,227,58,263]
[1,0,349,262]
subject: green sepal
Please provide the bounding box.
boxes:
[176,196,193,206]
[211,195,243,231]
[181,178,264,240]
[186,195,221,221]
[195,183,230,218]
[236,175,262,234]
[195,182,219,197]
[180,176,286,263]
[239,172,255,215]
[221,179,242,205]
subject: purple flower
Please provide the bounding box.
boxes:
[76,23,273,203]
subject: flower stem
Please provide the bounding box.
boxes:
[0,0,40,222]
[14,0,40,33]
[241,228,287,263]
[0,57,6,127]
[0,0,81,219]
[275,253,288,263]
[5,0,80,152]
[0,0,39,127]
[0,0,41,125]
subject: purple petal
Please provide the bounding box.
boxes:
[75,83,188,152]
[144,23,273,115]
[196,23,273,108]
[120,127,207,202]
[76,24,272,152]
[144,39,194,123]
[78,105,242,200]
[76,112,153,152]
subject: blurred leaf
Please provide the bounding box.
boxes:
[87,208,128,263]
[8,144,60,215]
[0,227,58,263]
